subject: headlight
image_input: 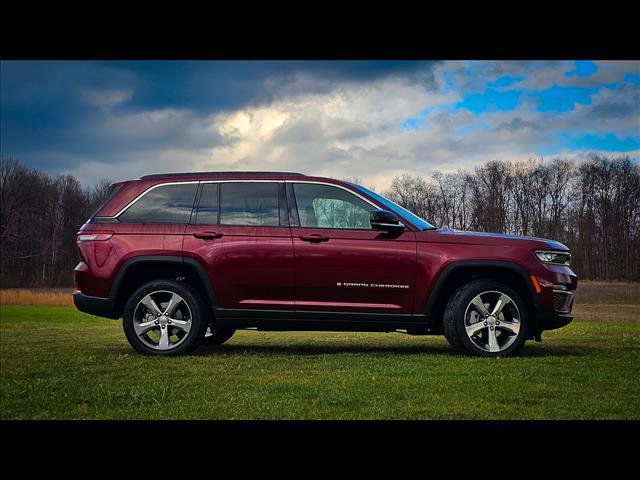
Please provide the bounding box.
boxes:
[534,250,571,266]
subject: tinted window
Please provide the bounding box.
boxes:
[194,183,219,225]
[350,183,435,230]
[293,183,372,230]
[220,182,280,226]
[118,183,197,224]
[89,184,122,220]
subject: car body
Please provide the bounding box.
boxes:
[73,171,577,356]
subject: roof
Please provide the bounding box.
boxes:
[139,171,306,180]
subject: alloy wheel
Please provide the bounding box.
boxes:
[463,290,521,353]
[133,290,192,351]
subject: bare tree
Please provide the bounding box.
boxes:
[384,155,640,281]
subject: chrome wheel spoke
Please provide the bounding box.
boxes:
[158,327,170,350]
[169,318,190,333]
[498,319,520,335]
[470,295,490,318]
[487,327,500,352]
[163,293,182,316]
[140,294,163,316]
[134,320,157,336]
[491,294,511,317]
[466,321,486,336]
[497,319,520,335]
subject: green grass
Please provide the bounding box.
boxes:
[1,305,638,419]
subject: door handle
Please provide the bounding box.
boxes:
[193,231,223,240]
[299,234,330,243]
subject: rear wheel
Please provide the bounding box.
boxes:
[123,280,207,356]
[443,279,529,357]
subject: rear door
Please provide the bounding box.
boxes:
[111,181,198,261]
[183,181,294,312]
[288,182,417,316]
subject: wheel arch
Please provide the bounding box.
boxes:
[423,260,539,334]
[110,256,218,318]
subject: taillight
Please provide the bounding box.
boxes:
[77,232,113,241]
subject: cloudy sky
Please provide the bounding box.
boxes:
[1,60,638,190]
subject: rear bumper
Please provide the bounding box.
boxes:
[73,291,118,319]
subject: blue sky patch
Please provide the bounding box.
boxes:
[572,133,640,152]
[624,73,640,85]
[533,85,600,112]
[565,60,598,77]
[457,88,521,113]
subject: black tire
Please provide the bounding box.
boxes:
[201,325,236,345]
[122,280,208,356]
[443,279,529,357]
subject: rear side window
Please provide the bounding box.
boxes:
[220,182,279,226]
[118,183,198,224]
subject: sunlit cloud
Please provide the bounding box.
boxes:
[1,60,638,190]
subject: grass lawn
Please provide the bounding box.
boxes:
[1,305,638,420]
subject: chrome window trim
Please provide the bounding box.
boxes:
[285,180,410,229]
[109,179,408,229]
[113,181,200,219]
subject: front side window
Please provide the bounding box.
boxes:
[292,183,373,230]
[118,183,198,224]
[220,182,280,226]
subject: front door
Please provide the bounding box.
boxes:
[288,182,417,316]
[183,181,294,312]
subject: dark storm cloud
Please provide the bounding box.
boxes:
[0,60,438,173]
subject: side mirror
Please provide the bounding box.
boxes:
[370,210,404,232]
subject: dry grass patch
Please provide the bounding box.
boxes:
[573,304,638,323]
[0,289,73,306]
[575,281,640,304]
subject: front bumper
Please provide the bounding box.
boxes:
[530,263,577,335]
[73,291,118,319]
[535,308,573,331]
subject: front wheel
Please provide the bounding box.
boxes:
[443,279,529,357]
[122,280,207,356]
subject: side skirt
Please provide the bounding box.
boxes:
[214,308,431,333]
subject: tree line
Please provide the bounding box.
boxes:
[1,157,112,288]
[1,154,638,288]
[381,155,640,281]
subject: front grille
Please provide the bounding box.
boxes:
[553,291,574,313]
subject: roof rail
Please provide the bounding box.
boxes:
[139,171,306,180]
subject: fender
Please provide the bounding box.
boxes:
[423,259,540,321]
[109,255,218,310]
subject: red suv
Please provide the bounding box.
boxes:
[73,171,577,357]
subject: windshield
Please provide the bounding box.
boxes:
[349,183,437,230]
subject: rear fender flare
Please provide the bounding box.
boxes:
[109,255,218,311]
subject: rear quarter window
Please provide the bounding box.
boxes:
[118,183,198,224]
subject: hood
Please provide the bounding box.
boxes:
[416,228,569,251]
